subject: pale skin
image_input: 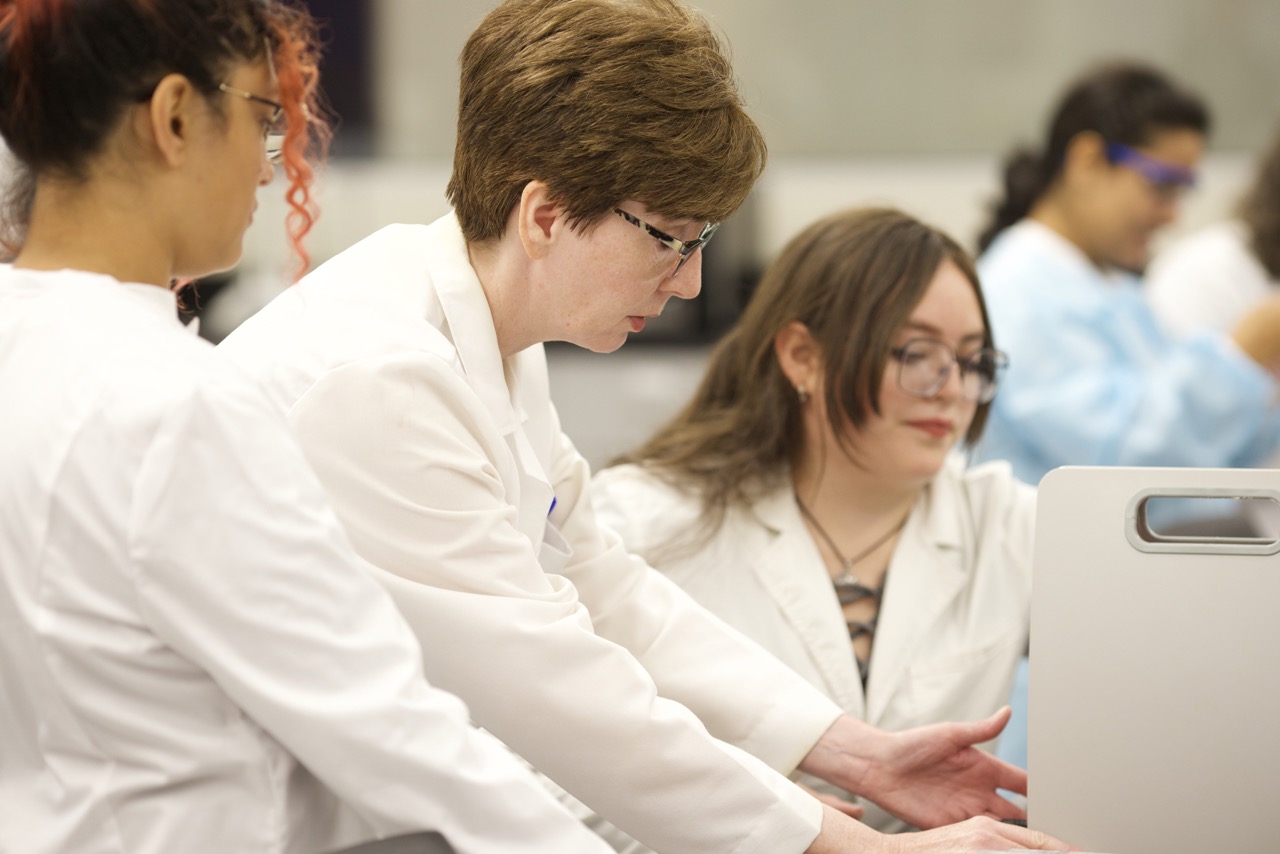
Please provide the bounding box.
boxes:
[15,62,278,287]
[1031,128,1280,374]
[780,260,984,669]
[469,182,1076,852]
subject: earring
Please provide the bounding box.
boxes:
[795,385,809,404]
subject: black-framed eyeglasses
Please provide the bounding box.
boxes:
[889,338,1008,403]
[1104,140,1197,203]
[613,207,720,278]
[219,82,285,164]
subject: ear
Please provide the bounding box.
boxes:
[1061,130,1109,182]
[515,180,565,260]
[140,72,199,168]
[774,320,822,395]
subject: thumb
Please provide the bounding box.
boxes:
[953,705,1011,745]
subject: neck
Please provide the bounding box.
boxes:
[792,448,920,532]
[467,236,540,358]
[1028,193,1106,271]
[17,174,172,287]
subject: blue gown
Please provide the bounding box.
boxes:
[975,219,1280,486]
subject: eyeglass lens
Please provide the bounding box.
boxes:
[895,339,1004,403]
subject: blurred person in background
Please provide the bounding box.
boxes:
[1146,120,1280,532]
[0,2,615,852]
[1147,122,1280,340]
[975,60,1280,489]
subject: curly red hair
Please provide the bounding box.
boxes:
[265,2,330,281]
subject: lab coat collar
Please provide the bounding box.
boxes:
[424,213,526,435]
[1,265,191,332]
[127,281,201,335]
[748,484,868,716]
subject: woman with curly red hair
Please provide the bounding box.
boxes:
[0,2,610,852]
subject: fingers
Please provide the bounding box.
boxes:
[997,823,1079,851]
[904,818,1080,853]
[993,759,1029,796]
[799,783,865,820]
[981,794,1027,822]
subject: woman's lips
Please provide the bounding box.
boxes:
[907,419,954,439]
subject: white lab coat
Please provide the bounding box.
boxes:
[0,267,611,854]
[1146,220,1280,339]
[592,456,1036,832]
[218,214,839,854]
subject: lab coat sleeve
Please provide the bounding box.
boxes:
[542,413,843,772]
[1145,236,1243,338]
[282,352,824,854]
[991,292,1280,470]
[1145,224,1273,339]
[126,373,612,854]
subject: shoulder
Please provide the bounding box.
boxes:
[935,456,1037,528]
[1150,221,1265,284]
[591,463,706,547]
[219,230,463,417]
[978,223,1096,327]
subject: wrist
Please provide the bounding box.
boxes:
[797,714,884,797]
[803,805,889,854]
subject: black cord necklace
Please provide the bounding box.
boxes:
[794,496,908,588]
[795,495,909,686]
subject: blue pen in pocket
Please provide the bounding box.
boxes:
[548,496,557,517]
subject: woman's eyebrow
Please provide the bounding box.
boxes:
[900,319,986,343]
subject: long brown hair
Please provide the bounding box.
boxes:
[615,207,994,542]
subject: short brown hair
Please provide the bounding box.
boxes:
[447,0,766,244]
[616,208,995,539]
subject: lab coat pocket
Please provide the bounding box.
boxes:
[898,627,1024,735]
[538,522,573,577]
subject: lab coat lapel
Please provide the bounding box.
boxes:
[865,480,968,725]
[424,215,552,548]
[749,488,867,717]
[426,214,519,438]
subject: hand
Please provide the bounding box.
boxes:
[805,807,1078,854]
[1231,296,1280,369]
[888,816,1078,853]
[797,782,864,820]
[797,708,1027,829]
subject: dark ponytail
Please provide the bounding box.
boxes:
[977,60,1210,254]
[977,148,1053,254]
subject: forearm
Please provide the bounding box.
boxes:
[552,444,842,770]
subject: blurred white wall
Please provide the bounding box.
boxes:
[226,0,1277,291]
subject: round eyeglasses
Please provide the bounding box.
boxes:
[889,338,1008,404]
[613,207,720,278]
